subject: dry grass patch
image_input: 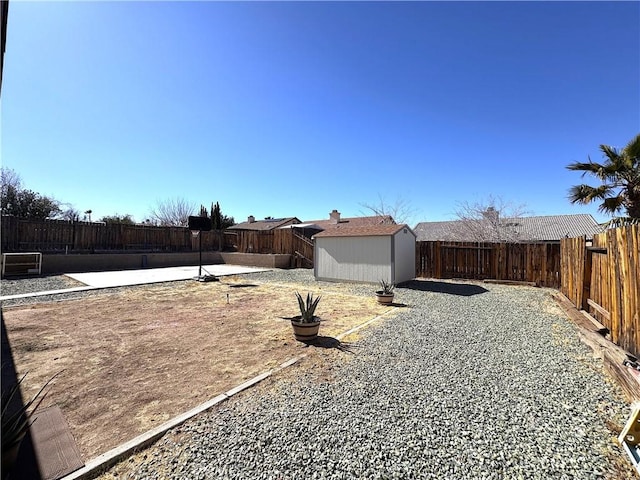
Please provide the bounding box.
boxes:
[3,275,391,460]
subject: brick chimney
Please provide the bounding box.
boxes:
[248,215,255,223]
[482,207,499,223]
[329,209,341,224]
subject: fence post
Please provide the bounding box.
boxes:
[582,246,592,311]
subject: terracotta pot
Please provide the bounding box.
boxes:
[291,316,320,342]
[375,291,394,304]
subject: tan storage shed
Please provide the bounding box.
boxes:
[313,224,416,284]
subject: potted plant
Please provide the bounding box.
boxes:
[291,292,321,342]
[375,279,395,304]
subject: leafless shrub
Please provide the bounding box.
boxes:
[360,194,418,225]
[149,197,197,227]
[446,195,532,242]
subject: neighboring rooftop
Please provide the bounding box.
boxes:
[313,224,412,238]
[305,209,395,230]
[228,216,300,231]
[227,210,395,234]
[414,214,604,242]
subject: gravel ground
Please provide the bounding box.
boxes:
[1,274,86,296]
[2,270,635,478]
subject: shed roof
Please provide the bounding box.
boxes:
[413,214,603,242]
[313,224,414,238]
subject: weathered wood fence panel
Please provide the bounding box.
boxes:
[1,217,195,252]
[561,225,639,358]
[588,232,610,328]
[230,230,274,254]
[191,231,228,252]
[416,241,561,288]
[607,225,640,356]
[560,235,586,307]
[272,230,313,266]
[416,241,439,278]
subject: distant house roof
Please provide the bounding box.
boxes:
[414,214,603,242]
[313,224,413,238]
[228,217,300,231]
[304,214,395,231]
[278,223,323,230]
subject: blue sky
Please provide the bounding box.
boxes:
[2,1,638,227]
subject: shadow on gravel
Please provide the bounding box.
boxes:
[401,279,488,296]
[303,336,355,353]
[227,283,259,288]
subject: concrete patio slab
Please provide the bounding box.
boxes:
[66,264,270,288]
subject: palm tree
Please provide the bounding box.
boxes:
[567,133,640,227]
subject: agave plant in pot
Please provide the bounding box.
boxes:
[291,292,321,342]
[375,279,395,304]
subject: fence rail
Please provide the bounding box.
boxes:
[416,241,561,288]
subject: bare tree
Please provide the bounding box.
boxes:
[447,195,532,242]
[359,194,417,225]
[149,197,197,227]
[59,203,80,221]
[1,167,22,196]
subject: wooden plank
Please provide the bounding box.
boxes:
[441,244,493,250]
[608,227,622,346]
[484,279,538,287]
[29,406,85,480]
[553,291,640,402]
[629,225,640,360]
[580,309,609,333]
[553,292,599,331]
[586,298,611,320]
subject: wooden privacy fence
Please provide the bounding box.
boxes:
[228,229,314,267]
[1,216,315,265]
[1,216,196,252]
[561,224,639,358]
[416,241,562,288]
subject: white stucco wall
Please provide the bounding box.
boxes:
[314,236,393,283]
[392,227,416,284]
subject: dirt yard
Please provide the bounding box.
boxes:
[2,276,392,460]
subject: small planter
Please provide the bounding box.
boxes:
[375,291,394,305]
[291,316,321,342]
